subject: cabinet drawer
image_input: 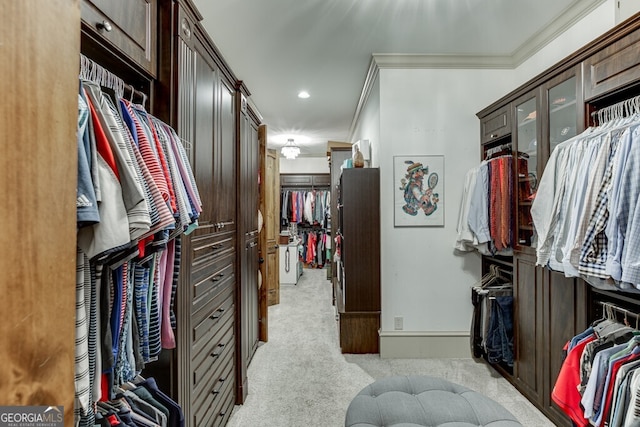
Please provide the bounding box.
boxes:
[80,0,157,77]
[192,266,234,316]
[192,316,234,391]
[480,105,511,144]
[192,353,235,427]
[313,174,331,187]
[584,28,640,101]
[191,231,235,267]
[280,174,313,187]
[192,284,234,344]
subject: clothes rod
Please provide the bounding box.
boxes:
[590,94,640,126]
[79,54,148,107]
[597,300,640,327]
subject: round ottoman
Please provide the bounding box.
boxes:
[345,375,523,427]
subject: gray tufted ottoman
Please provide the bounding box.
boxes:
[345,375,523,427]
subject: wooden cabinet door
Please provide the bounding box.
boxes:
[481,105,511,144]
[259,134,278,338]
[265,148,281,307]
[542,272,588,426]
[584,28,640,101]
[191,39,218,237]
[217,78,237,230]
[513,252,544,405]
[236,97,260,404]
[81,0,157,76]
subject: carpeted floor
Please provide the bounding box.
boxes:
[226,268,554,427]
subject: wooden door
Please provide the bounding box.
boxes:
[258,126,271,340]
[263,144,280,307]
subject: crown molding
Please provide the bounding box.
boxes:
[511,0,607,67]
[348,57,380,141]
[372,53,514,69]
[347,0,607,141]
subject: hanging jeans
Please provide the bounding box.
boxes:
[486,295,514,367]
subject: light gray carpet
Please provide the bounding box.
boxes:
[227,268,554,427]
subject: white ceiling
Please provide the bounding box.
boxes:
[194,0,604,157]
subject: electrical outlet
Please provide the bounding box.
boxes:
[394,316,403,331]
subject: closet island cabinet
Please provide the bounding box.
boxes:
[477,12,640,427]
[336,168,380,354]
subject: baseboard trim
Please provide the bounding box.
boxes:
[379,331,471,359]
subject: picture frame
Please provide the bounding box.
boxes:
[393,155,444,227]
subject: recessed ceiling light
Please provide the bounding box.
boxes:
[298,91,310,99]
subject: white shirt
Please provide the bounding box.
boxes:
[531,139,572,267]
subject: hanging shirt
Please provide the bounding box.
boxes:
[454,166,479,251]
[531,138,572,267]
[552,334,597,427]
[77,91,100,226]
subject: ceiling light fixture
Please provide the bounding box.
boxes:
[281,138,301,159]
[298,91,310,99]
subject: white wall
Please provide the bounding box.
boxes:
[513,0,616,87]
[351,74,381,167]
[377,68,515,337]
[353,0,624,358]
[618,0,640,23]
[279,157,330,174]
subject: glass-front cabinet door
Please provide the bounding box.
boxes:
[544,67,582,161]
[513,68,581,251]
[514,94,539,249]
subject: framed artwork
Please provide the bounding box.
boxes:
[394,155,444,227]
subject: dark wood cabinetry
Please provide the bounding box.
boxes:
[336,168,380,354]
[81,0,157,77]
[329,148,353,306]
[583,27,640,101]
[236,90,260,404]
[512,253,544,404]
[167,2,239,424]
[477,13,640,427]
[512,252,588,425]
[155,0,260,424]
[280,173,331,188]
[480,105,511,144]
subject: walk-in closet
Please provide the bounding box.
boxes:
[8,2,640,427]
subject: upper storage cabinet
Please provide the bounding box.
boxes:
[584,27,640,101]
[81,0,157,77]
[481,105,511,144]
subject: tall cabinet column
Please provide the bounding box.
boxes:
[157,1,240,425]
[236,86,260,404]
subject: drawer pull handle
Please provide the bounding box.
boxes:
[490,133,498,138]
[218,307,225,313]
[219,411,226,417]
[211,389,220,395]
[218,343,225,348]
[218,273,225,278]
[219,377,226,383]
[97,20,112,32]
[209,314,220,320]
[216,220,233,229]
[211,276,220,282]
[210,351,220,358]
